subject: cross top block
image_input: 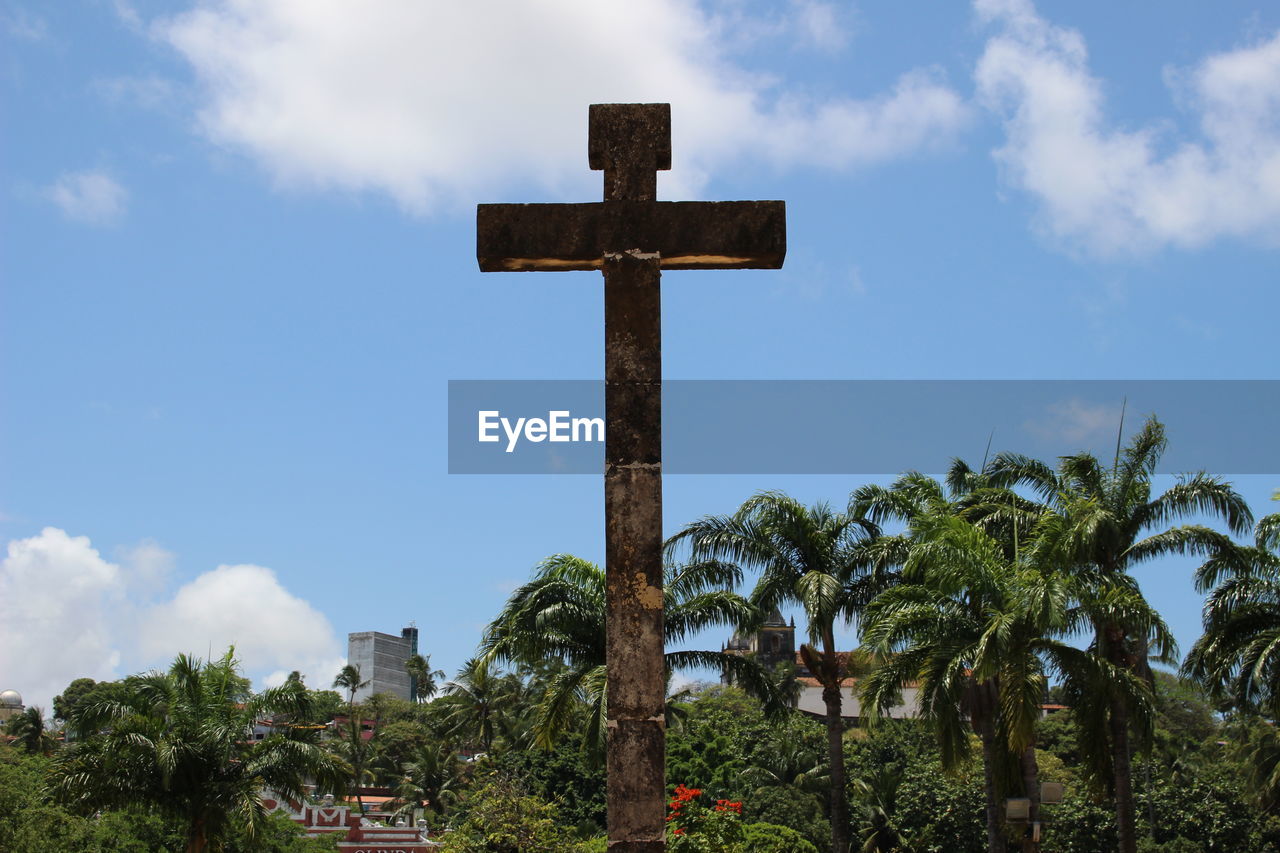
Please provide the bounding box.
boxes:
[588,104,672,203]
[588,103,671,170]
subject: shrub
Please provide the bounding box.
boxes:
[741,821,820,853]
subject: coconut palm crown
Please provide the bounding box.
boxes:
[479,553,783,759]
[985,415,1251,853]
[53,649,344,853]
[667,491,889,853]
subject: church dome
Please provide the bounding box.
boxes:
[0,689,22,707]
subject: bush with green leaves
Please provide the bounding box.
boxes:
[440,773,572,852]
[741,821,820,853]
[492,733,605,832]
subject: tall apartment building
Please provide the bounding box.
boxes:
[346,625,419,702]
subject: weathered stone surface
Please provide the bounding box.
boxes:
[604,252,665,846]
[476,201,786,271]
[589,103,671,202]
[475,102,785,853]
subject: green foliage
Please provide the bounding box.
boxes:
[53,650,344,853]
[845,721,985,853]
[492,733,605,831]
[52,677,98,722]
[440,773,572,852]
[741,786,830,852]
[306,690,344,723]
[1042,790,1120,853]
[1137,769,1259,852]
[221,811,339,852]
[741,821,820,853]
[480,553,778,758]
[5,705,56,754]
[890,759,986,853]
[1,743,183,852]
[666,687,831,848]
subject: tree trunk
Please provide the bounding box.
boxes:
[823,683,851,853]
[1109,693,1137,853]
[821,633,851,853]
[978,723,1007,853]
[1020,744,1040,853]
[1106,626,1138,853]
[185,820,207,853]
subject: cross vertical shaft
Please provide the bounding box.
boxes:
[595,103,668,853]
[476,102,785,853]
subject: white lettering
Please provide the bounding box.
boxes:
[501,416,525,453]
[548,410,570,441]
[572,416,604,442]
[479,410,604,453]
[478,411,500,443]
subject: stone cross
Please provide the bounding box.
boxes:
[477,103,785,852]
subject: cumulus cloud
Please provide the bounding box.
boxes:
[0,529,124,712]
[975,0,1280,254]
[0,529,344,710]
[153,0,967,212]
[137,563,345,687]
[45,170,128,225]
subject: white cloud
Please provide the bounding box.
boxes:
[137,563,345,689]
[0,529,123,713]
[0,529,345,709]
[1024,397,1123,445]
[114,538,175,592]
[45,170,128,225]
[153,0,967,212]
[974,0,1280,254]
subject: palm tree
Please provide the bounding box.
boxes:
[1184,505,1280,716]
[434,656,530,755]
[987,415,1252,853]
[856,464,1027,853]
[53,650,343,853]
[332,663,370,812]
[393,740,466,824]
[5,706,55,755]
[861,512,1024,853]
[668,491,887,853]
[405,653,445,703]
[851,764,909,853]
[479,553,782,759]
[742,728,829,797]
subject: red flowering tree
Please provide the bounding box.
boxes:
[666,784,745,852]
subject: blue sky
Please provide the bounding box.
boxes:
[2,0,1277,710]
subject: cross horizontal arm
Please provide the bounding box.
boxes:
[476,200,785,272]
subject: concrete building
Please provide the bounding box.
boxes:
[347,626,419,703]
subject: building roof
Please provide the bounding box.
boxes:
[763,607,790,628]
